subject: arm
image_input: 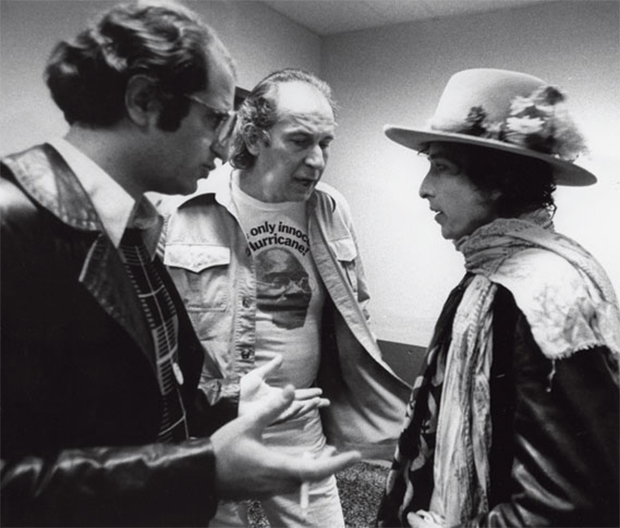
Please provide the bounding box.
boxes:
[1,439,218,527]
[194,338,329,431]
[0,177,219,526]
[1,388,358,527]
[469,309,619,527]
[1,173,346,526]
[158,210,242,432]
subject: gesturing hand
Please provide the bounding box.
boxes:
[407,510,445,528]
[239,356,329,424]
[211,384,361,500]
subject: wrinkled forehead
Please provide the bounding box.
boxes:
[274,82,335,123]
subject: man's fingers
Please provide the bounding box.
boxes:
[407,510,444,528]
[293,387,323,400]
[297,450,361,482]
[293,388,330,407]
[317,445,337,458]
[299,397,329,410]
[315,397,330,409]
[252,383,295,428]
[407,512,426,528]
[273,396,330,424]
[250,355,283,380]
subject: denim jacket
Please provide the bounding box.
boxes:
[162,170,411,459]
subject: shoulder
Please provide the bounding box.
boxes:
[499,248,582,289]
[161,189,218,244]
[1,165,41,229]
[161,187,230,249]
[494,248,587,320]
[491,247,619,359]
[173,168,230,215]
[0,166,72,269]
[175,190,217,213]
[314,182,352,216]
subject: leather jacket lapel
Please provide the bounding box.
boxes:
[3,144,157,372]
[79,234,157,374]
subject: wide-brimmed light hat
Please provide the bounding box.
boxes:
[384,68,596,186]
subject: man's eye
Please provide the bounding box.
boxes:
[433,162,458,174]
[207,114,225,129]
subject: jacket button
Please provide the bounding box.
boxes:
[240,348,252,360]
[242,296,251,308]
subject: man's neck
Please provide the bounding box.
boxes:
[65,124,144,200]
[237,168,282,203]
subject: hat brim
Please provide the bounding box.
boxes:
[384,125,597,187]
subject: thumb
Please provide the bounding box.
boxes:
[252,384,295,428]
[250,355,283,381]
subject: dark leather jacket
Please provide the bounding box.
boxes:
[378,279,619,528]
[1,145,236,526]
[471,285,619,527]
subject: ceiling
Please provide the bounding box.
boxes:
[260,0,556,36]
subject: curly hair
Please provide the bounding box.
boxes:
[45,0,235,131]
[422,142,557,217]
[229,68,337,170]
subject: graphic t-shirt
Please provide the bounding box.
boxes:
[232,180,326,447]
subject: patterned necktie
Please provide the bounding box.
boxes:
[119,228,188,443]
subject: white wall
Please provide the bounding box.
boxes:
[2,0,618,348]
[320,0,620,345]
[0,0,321,156]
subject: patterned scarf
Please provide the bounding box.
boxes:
[378,209,620,527]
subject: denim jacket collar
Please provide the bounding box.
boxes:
[181,167,322,224]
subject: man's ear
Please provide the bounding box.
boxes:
[243,123,267,155]
[125,75,161,127]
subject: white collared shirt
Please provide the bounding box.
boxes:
[49,137,162,255]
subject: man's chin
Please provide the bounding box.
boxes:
[176,178,201,196]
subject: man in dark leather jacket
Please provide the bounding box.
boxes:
[0,2,359,526]
[377,69,619,527]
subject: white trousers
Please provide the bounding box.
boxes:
[211,473,344,528]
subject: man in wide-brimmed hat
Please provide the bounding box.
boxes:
[377,68,619,527]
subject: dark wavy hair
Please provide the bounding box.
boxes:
[45,0,235,131]
[229,68,337,170]
[422,142,557,217]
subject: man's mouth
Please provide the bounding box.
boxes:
[199,164,215,178]
[296,178,316,188]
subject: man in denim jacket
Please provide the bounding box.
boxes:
[161,68,410,527]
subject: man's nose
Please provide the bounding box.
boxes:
[419,172,433,199]
[210,137,229,163]
[305,145,326,170]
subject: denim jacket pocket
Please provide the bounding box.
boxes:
[331,237,359,293]
[164,244,230,312]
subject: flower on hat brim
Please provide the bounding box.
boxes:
[450,85,588,163]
